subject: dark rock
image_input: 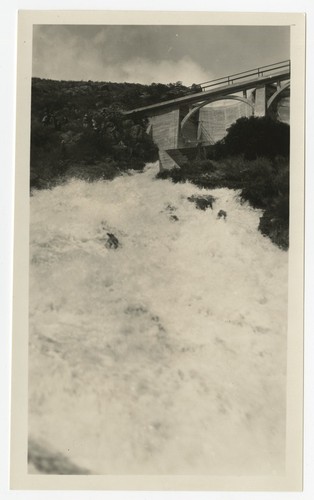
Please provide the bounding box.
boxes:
[187,194,216,210]
[106,233,120,249]
[165,203,177,213]
[217,209,227,219]
[170,215,179,222]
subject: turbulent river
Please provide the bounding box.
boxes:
[28,162,288,475]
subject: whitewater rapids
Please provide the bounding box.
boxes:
[28,162,288,475]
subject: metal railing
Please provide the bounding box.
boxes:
[193,60,290,92]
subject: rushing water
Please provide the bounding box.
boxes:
[28,162,288,475]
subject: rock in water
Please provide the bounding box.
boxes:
[187,194,216,211]
[170,214,179,222]
[217,209,227,220]
[106,233,120,249]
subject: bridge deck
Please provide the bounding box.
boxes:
[197,60,290,91]
[124,69,290,117]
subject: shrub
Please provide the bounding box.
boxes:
[259,193,289,250]
[214,116,290,160]
[240,157,276,208]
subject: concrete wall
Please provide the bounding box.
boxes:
[277,97,290,124]
[149,109,181,170]
[179,117,198,146]
[254,87,266,116]
[157,150,180,171]
[268,86,290,124]
[199,101,253,142]
[149,109,180,150]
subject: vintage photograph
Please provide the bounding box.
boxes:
[10,10,305,491]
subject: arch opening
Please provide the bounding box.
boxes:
[267,81,290,110]
[181,95,254,144]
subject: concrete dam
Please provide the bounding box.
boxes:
[124,60,290,170]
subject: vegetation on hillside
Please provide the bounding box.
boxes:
[157,117,290,249]
[30,78,198,189]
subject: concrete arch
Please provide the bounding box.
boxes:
[180,95,254,142]
[267,81,290,110]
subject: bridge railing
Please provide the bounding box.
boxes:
[195,60,290,92]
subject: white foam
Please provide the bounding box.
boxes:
[29,163,288,474]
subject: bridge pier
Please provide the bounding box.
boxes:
[147,109,181,170]
[254,86,267,116]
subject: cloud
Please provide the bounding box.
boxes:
[32,26,211,86]
[107,56,212,86]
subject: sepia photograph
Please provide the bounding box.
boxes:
[10,10,305,491]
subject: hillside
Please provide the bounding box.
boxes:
[30,78,199,189]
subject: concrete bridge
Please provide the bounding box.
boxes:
[124,60,290,170]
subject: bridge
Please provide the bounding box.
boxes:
[124,60,291,170]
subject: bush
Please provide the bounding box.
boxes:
[214,116,290,160]
[259,192,289,250]
[240,157,276,208]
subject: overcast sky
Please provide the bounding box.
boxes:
[32,25,290,86]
